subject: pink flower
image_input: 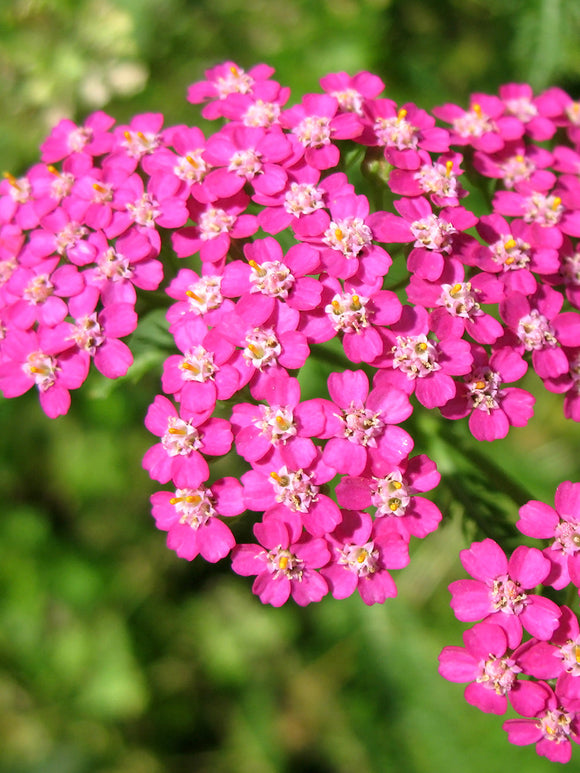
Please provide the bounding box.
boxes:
[151,477,244,562]
[231,512,330,606]
[142,394,232,487]
[439,621,550,715]
[449,538,560,646]
[320,509,409,604]
[517,481,580,591]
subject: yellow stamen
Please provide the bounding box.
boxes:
[3,172,17,186]
[230,66,239,76]
[552,196,562,209]
[186,154,199,167]
[450,283,462,296]
[168,427,186,435]
[137,131,146,141]
[397,108,407,121]
[504,238,517,250]
[47,165,60,176]
[247,343,261,356]
[392,481,402,490]
[93,183,108,193]
[445,160,453,176]
[180,362,200,373]
[278,555,289,570]
[185,290,202,301]
[124,130,132,141]
[575,645,580,664]
[472,103,482,116]
[351,294,361,310]
[417,342,428,351]
[505,256,515,265]
[474,380,486,390]
[331,299,341,313]
[334,228,344,240]
[389,499,401,512]
[29,366,46,374]
[357,550,368,563]
[185,494,201,504]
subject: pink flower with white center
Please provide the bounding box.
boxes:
[319,71,385,115]
[231,513,330,607]
[202,124,290,200]
[40,111,115,163]
[111,113,164,167]
[7,259,84,330]
[370,195,477,282]
[379,304,473,409]
[516,481,580,592]
[321,510,409,605]
[220,239,322,312]
[84,228,163,307]
[213,292,309,387]
[151,477,245,563]
[503,682,580,764]
[407,258,504,345]
[187,62,276,119]
[107,172,189,238]
[363,99,450,169]
[166,270,231,330]
[142,394,232,487]
[439,621,552,717]
[242,443,340,537]
[500,288,580,380]
[172,192,258,268]
[0,324,89,417]
[433,95,524,152]
[231,372,326,464]
[307,275,400,364]
[449,538,561,647]
[440,345,535,441]
[281,93,363,170]
[475,214,559,296]
[294,192,391,282]
[315,369,414,476]
[242,99,282,128]
[336,454,442,540]
[67,302,137,379]
[499,83,559,141]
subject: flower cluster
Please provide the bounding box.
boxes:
[2,61,580,761]
[440,482,580,763]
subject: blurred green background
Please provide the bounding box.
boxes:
[3,1,580,771]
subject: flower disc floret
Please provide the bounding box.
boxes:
[269,467,319,513]
[438,281,481,319]
[162,416,203,456]
[198,207,236,240]
[325,292,370,334]
[264,545,304,581]
[23,351,58,391]
[170,486,217,528]
[490,235,531,270]
[371,471,411,517]
[322,216,373,258]
[178,346,216,382]
[452,104,496,138]
[243,327,281,370]
[293,115,332,148]
[523,193,563,226]
[254,404,296,444]
[340,402,385,447]
[339,541,380,577]
[374,110,418,149]
[392,335,441,379]
[517,310,557,351]
[283,182,325,216]
[410,214,456,251]
[249,259,295,298]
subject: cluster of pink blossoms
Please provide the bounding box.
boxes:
[440,482,580,764]
[2,61,580,761]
